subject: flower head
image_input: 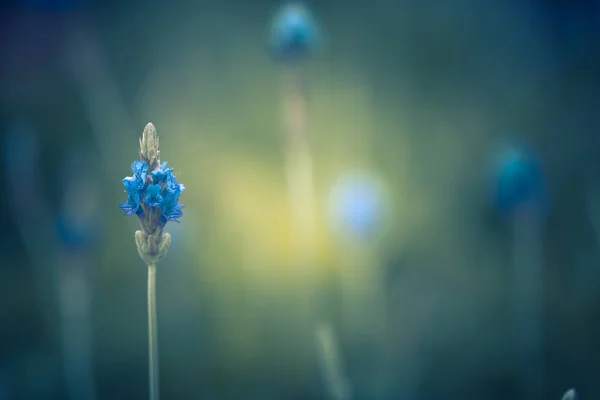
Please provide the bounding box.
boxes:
[490,141,547,217]
[144,184,164,208]
[269,3,318,63]
[328,172,388,243]
[119,122,185,265]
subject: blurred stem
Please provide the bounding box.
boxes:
[284,67,338,396]
[512,206,543,399]
[282,67,318,321]
[58,256,97,400]
[316,321,352,400]
[283,67,316,259]
[147,263,159,400]
[340,245,389,399]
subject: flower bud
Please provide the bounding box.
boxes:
[135,230,171,265]
[139,122,160,169]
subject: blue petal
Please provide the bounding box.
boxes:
[122,176,139,194]
[132,160,149,189]
[161,203,184,223]
[162,181,181,204]
[151,170,165,183]
[119,160,154,218]
[119,194,140,216]
[165,169,177,185]
[132,160,148,175]
[160,177,184,223]
[151,161,173,183]
[144,184,164,208]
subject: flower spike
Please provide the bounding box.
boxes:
[120,122,185,264]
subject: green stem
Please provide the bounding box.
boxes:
[147,263,159,400]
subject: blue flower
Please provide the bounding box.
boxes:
[490,142,547,216]
[270,3,318,62]
[144,184,164,208]
[120,158,185,227]
[125,122,182,265]
[160,171,185,223]
[151,161,173,184]
[122,160,148,195]
[119,182,142,216]
[119,191,141,216]
[132,160,149,188]
[119,160,149,216]
[329,173,386,241]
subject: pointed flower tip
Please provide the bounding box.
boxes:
[143,122,156,136]
[140,122,160,167]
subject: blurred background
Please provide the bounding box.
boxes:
[1,0,600,399]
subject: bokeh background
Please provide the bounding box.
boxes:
[1,0,600,399]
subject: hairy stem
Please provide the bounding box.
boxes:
[147,264,159,400]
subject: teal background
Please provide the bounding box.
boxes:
[1,1,599,399]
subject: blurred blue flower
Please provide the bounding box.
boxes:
[55,211,97,251]
[330,174,384,240]
[119,160,185,227]
[269,3,318,62]
[490,142,547,216]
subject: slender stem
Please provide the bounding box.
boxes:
[59,256,97,400]
[282,70,355,400]
[283,68,316,259]
[316,321,352,400]
[282,68,318,324]
[513,206,543,399]
[147,263,159,400]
